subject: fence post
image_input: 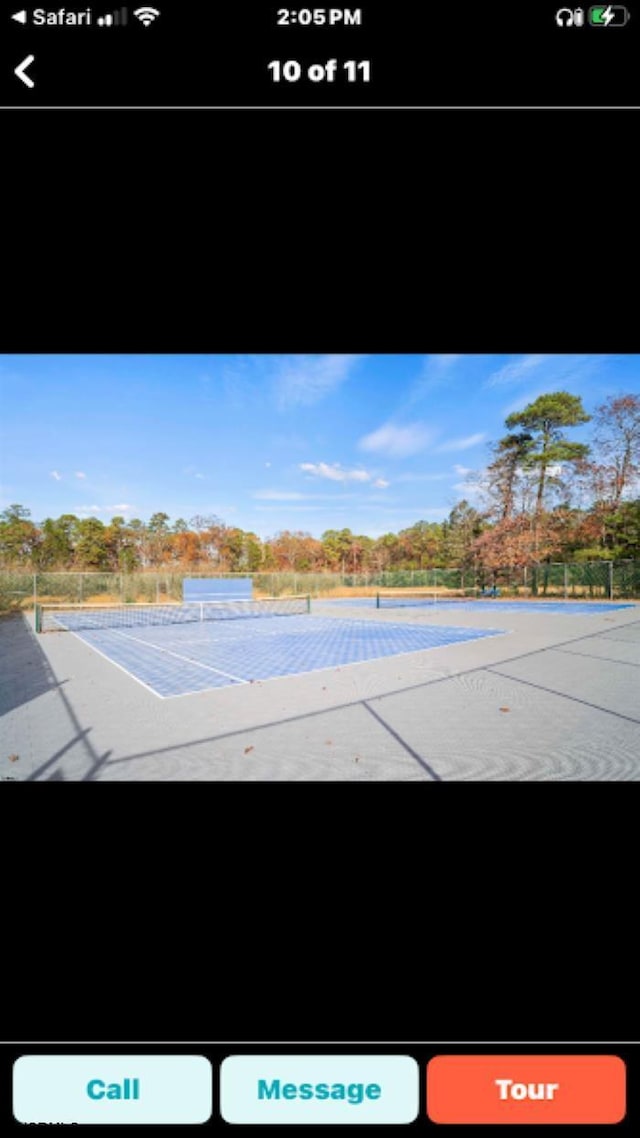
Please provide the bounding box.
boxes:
[33,572,37,608]
[523,565,527,595]
[609,560,614,600]
[79,574,83,603]
[564,563,568,600]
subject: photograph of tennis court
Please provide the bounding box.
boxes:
[2,584,638,781]
[1,353,639,780]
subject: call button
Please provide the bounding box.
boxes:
[13,1056,212,1124]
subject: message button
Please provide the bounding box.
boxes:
[221,1055,419,1124]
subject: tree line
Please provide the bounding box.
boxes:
[2,392,639,575]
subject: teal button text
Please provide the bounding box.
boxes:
[87,1078,140,1100]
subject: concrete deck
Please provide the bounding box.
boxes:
[2,601,639,781]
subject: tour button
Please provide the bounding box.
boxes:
[13,1056,212,1124]
[427,1055,626,1124]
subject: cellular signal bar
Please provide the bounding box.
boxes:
[97,8,129,27]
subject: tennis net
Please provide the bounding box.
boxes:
[376,590,474,609]
[36,595,311,632]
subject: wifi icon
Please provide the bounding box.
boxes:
[134,6,160,25]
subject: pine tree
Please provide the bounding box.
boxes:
[505,392,590,514]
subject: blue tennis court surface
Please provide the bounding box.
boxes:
[69,615,506,698]
[316,598,635,615]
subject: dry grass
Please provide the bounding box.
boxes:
[314,585,379,598]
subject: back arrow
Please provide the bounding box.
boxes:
[15,54,35,88]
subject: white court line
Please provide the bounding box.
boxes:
[67,631,164,699]
[108,627,249,685]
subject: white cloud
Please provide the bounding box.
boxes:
[359,422,432,458]
[404,355,465,407]
[453,464,472,476]
[255,504,345,513]
[275,354,364,408]
[300,462,374,483]
[373,478,390,488]
[431,354,462,370]
[73,503,136,515]
[75,471,86,479]
[254,490,307,501]
[486,354,548,387]
[50,470,62,481]
[488,353,609,395]
[437,433,486,452]
[254,488,358,501]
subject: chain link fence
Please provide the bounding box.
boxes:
[1,561,639,613]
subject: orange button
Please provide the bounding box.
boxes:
[427,1055,626,1124]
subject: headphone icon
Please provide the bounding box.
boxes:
[556,8,586,24]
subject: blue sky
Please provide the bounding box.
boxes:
[1,354,637,538]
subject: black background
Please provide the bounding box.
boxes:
[1,0,637,1078]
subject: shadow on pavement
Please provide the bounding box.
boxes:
[0,614,112,781]
[0,613,66,717]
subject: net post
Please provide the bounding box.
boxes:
[306,594,311,613]
[35,604,42,633]
[376,593,380,609]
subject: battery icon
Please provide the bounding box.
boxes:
[588,5,630,24]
